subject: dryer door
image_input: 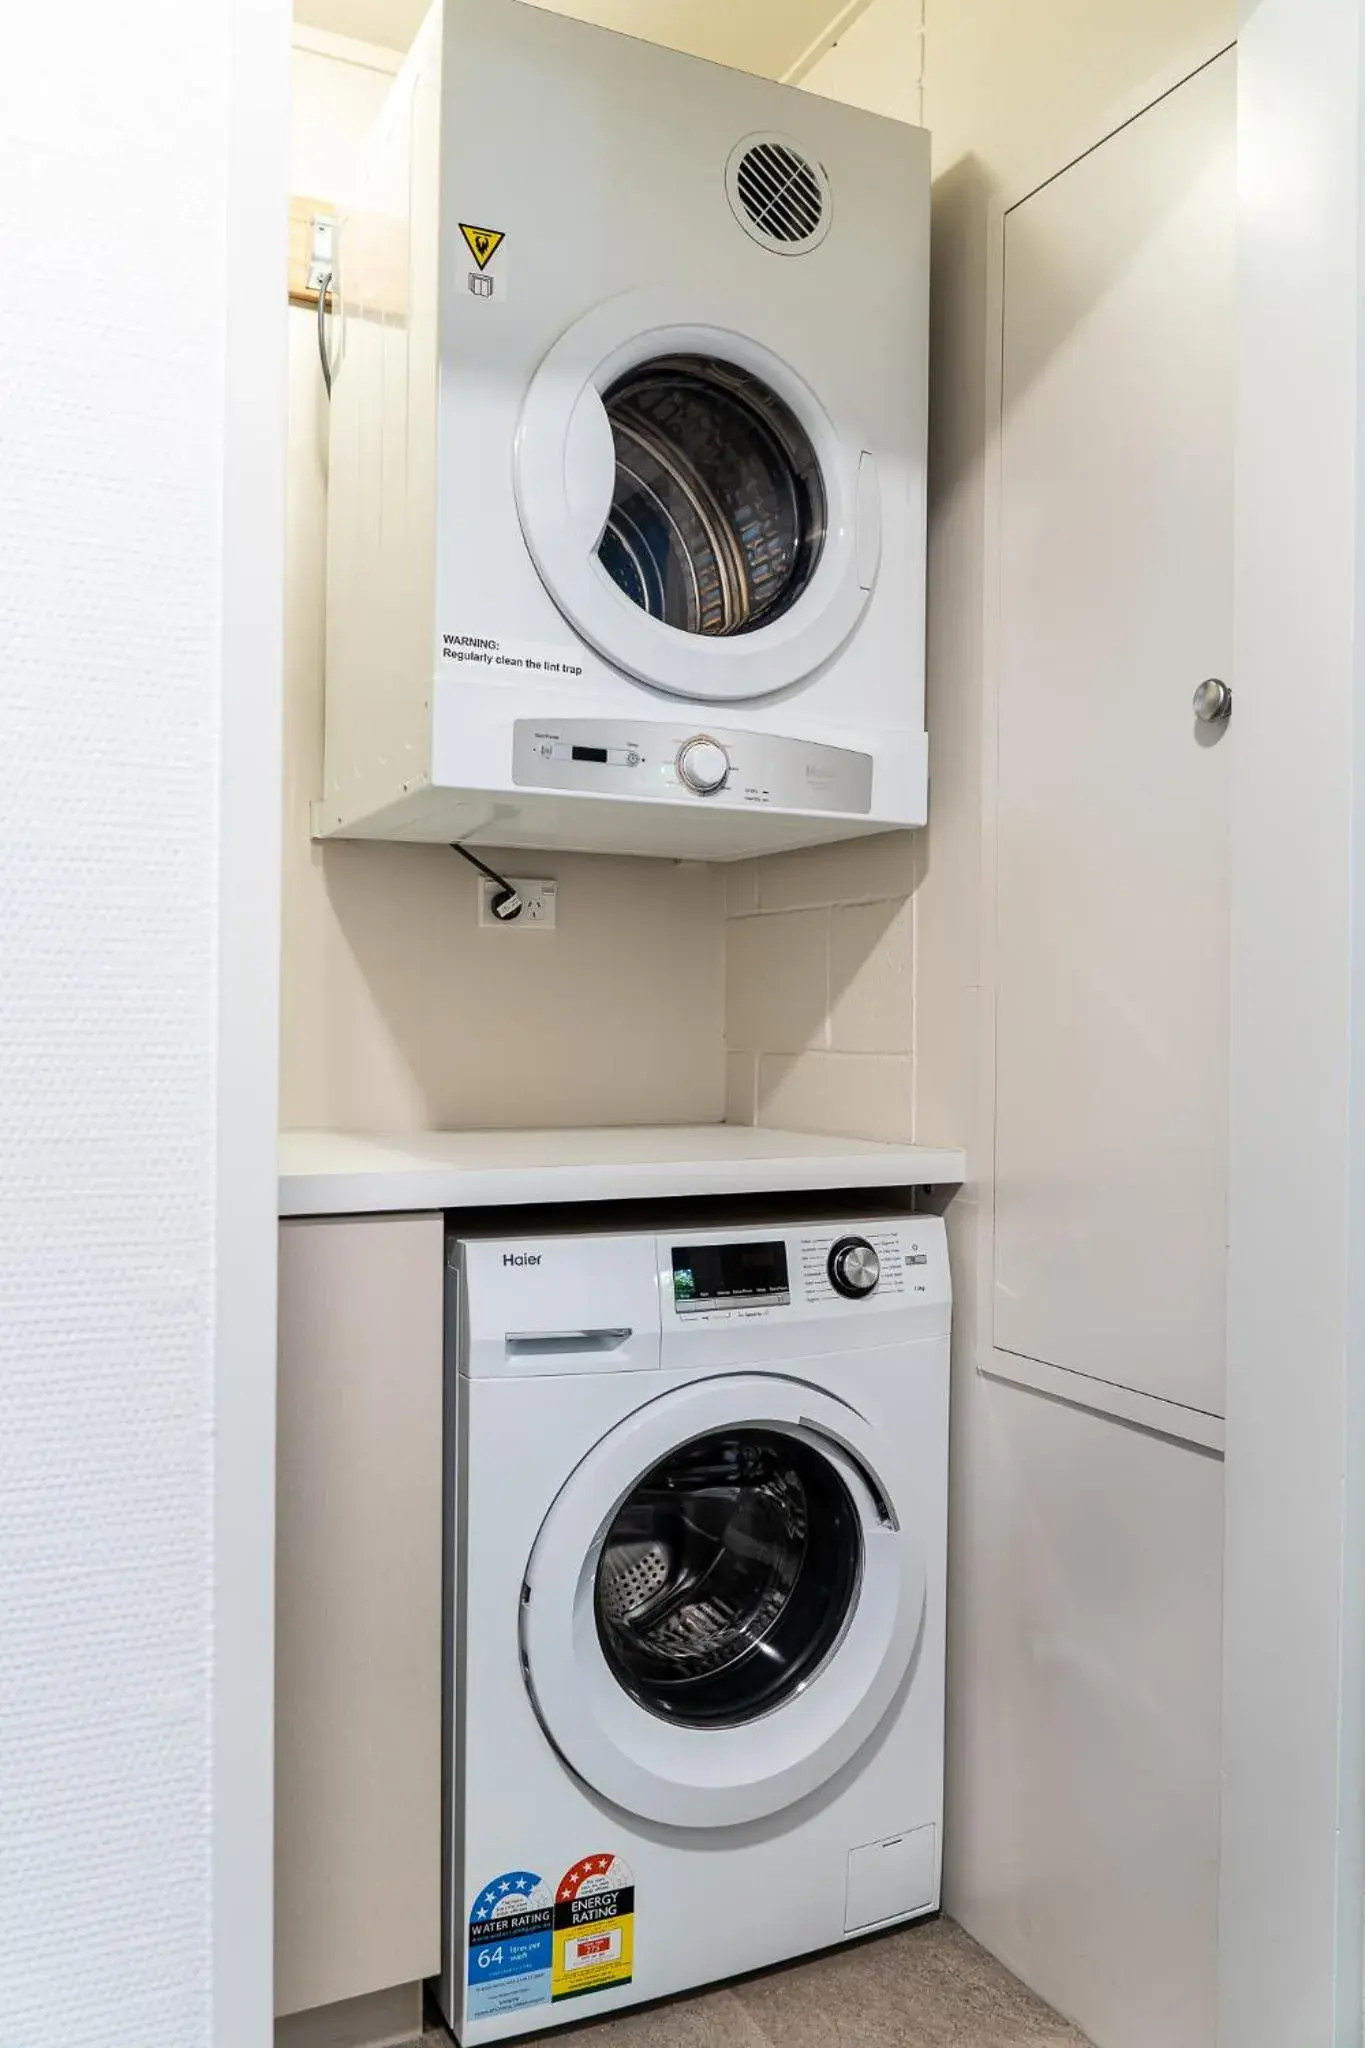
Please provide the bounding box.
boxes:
[514,289,877,704]
[519,1373,924,1828]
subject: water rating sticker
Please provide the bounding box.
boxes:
[467,1870,553,2020]
[552,1854,635,2003]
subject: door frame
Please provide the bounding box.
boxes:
[1219,0,1365,2040]
[216,0,289,2041]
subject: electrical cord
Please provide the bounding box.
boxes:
[318,268,333,397]
[450,842,522,921]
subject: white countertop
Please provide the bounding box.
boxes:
[279,1126,966,1217]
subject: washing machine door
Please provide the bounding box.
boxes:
[519,1374,924,1828]
[514,289,879,704]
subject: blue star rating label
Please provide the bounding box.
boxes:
[467,1870,553,2020]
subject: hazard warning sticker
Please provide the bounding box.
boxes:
[458,223,508,303]
[459,223,504,269]
[552,1854,635,2003]
[467,1870,553,2020]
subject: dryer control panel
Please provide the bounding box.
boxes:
[512,718,873,815]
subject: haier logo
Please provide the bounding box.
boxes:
[503,1252,542,1267]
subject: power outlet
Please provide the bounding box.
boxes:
[478,876,558,929]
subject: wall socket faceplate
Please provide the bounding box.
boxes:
[478,876,558,929]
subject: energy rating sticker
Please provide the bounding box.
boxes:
[467,1870,553,2020]
[552,1854,635,2002]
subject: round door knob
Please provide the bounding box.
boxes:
[1192,677,1232,724]
[676,735,730,796]
[828,1237,881,1299]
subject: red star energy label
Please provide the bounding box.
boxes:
[552,1854,635,2001]
[467,1870,554,2020]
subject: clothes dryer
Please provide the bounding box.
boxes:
[321,0,930,859]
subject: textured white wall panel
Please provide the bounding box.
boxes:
[0,5,232,2042]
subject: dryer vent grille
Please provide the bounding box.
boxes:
[728,136,831,253]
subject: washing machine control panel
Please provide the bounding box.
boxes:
[512,718,872,816]
[456,1218,949,1379]
[665,1218,947,1334]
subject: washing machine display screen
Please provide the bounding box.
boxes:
[598,355,826,638]
[594,1427,860,1727]
[671,1240,790,1313]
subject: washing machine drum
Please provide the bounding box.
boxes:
[597,357,826,641]
[513,298,879,704]
[594,1425,857,1727]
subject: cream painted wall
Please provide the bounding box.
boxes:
[281,38,725,1133]
[802,4,1234,2044]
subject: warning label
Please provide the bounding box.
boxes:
[552,1854,635,2003]
[442,632,584,679]
[459,223,505,270]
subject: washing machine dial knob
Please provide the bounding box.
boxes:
[676,735,730,796]
[828,1237,881,1299]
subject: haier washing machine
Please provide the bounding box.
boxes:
[438,1212,950,2041]
[319,0,931,861]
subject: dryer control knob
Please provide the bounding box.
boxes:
[676,736,731,796]
[828,1237,881,1299]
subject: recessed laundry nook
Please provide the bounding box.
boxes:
[271,0,1239,2043]
[12,0,1365,2032]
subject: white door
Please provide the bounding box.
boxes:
[992,53,1234,1421]
[514,288,877,701]
[519,1373,924,1828]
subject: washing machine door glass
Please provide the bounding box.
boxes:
[598,357,826,641]
[595,1425,858,1727]
[520,1374,926,1830]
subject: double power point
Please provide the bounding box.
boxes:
[477,877,558,929]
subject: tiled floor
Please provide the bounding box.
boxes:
[420,1918,1091,2046]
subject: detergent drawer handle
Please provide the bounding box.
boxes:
[505,1328,633,1355]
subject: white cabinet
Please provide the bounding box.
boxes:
[989,52,1235,1436]
[275,1214,444,2023]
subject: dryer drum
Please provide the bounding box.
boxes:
[594,1425,861,1728]
[597,355,828,639]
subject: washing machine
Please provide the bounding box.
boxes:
[319,0,931,862]
[438,1210,949,2041]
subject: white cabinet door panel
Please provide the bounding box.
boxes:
[993,54,1234,1418]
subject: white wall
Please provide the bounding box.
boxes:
[804,5,1232,2043]
[282,37,726,1134]
[0,1,284,2043]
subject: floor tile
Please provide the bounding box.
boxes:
[416,1917,1090,2048]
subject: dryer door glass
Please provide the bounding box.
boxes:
[597,355,827,639]
[594,1425,860,1728]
